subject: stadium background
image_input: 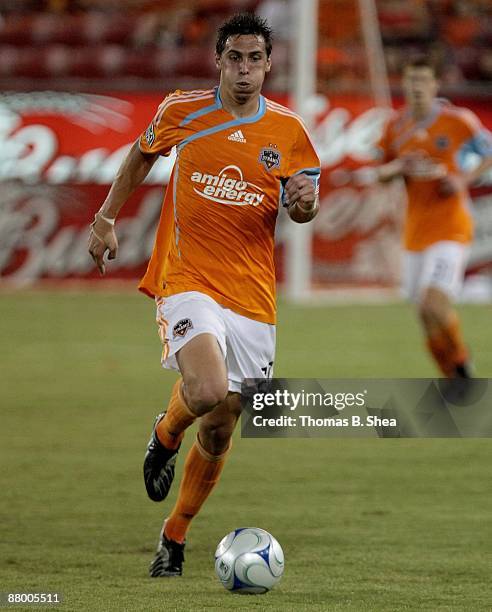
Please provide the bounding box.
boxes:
[1,1,492,610]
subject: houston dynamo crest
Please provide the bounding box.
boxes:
[259,147,281,171]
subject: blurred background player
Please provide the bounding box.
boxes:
[87,13,320,577]
[374,55,492,377]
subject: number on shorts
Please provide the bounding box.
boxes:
[261,361,274,379]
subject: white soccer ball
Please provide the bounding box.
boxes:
[214,527,284,594]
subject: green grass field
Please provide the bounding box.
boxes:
[1,292,491,611]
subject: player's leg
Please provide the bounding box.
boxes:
[163,305,276,545]
[149,393,240,578]
[144,293,228,502]
[149,307,275,577]
[149,393,241,578]
[419,288,470,377]
[416,242,471,377]
[163,394,241,542]
[153,333,229,448]
[402,249,449,369]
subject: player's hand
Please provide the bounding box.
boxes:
[88,213,118,275]
[400,152,427,177]
[400,152,446,181]
[284,174,316,210]
[437,174,464,198]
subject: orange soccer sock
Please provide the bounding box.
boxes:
[442,311,469,368]
[164,436,230,544]
[426,330,453,377]
[155,378,197,450]
[426,312,468,377]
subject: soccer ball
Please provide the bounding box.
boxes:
[214,527,284,594]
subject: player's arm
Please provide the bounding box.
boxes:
[370,113,404,182]
[285,173,319,223]
[284,120,320,223]
[89,90,181,274]
[439,154,492,198]
[88,141,159,275]
[368,158,405,183]
[462,116,492,186]
[351,151,434,186]
[344,158,403,187]
[439,125,492,197]
[361,112,421,184]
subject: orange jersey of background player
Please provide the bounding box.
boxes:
[379,100,492,251]
[138,87,320,324]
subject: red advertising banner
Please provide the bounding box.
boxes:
[0,91,174,185]
[0,91,172,284]
[0,181,162,283]
[0,91,491,285]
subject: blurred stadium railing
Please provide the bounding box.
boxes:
[0,0,491,300]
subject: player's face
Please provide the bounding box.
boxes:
[216,35,271,104]
[402,67,439,115]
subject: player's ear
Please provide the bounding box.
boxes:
[215,53,222,70]
[266,56,272,73]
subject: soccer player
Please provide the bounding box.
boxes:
[374,55,492,377]
[87,14,320,576]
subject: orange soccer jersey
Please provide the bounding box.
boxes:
[138,88,320,324]
[379,100,492,251]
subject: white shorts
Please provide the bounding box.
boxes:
[402,241,470,303]
[156,291,275,393]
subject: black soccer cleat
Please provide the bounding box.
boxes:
[149,528,185,577]
[143,412,180,502]
[454,361,473,379]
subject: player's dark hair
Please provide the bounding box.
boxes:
[216,13,273,57]
[403,54,439,77]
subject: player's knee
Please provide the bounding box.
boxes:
[185,378,228,416]
[200,421,234,455]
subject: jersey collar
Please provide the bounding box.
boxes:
[215,86,266,123]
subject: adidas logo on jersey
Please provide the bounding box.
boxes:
[228,130,246,143]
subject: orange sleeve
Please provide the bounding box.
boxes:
[456,108,492,152]
[456,107,483,140]
[281,123,320,207]
[139,90,183,156]
[450,107,492,168]
[287,122,321,176]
